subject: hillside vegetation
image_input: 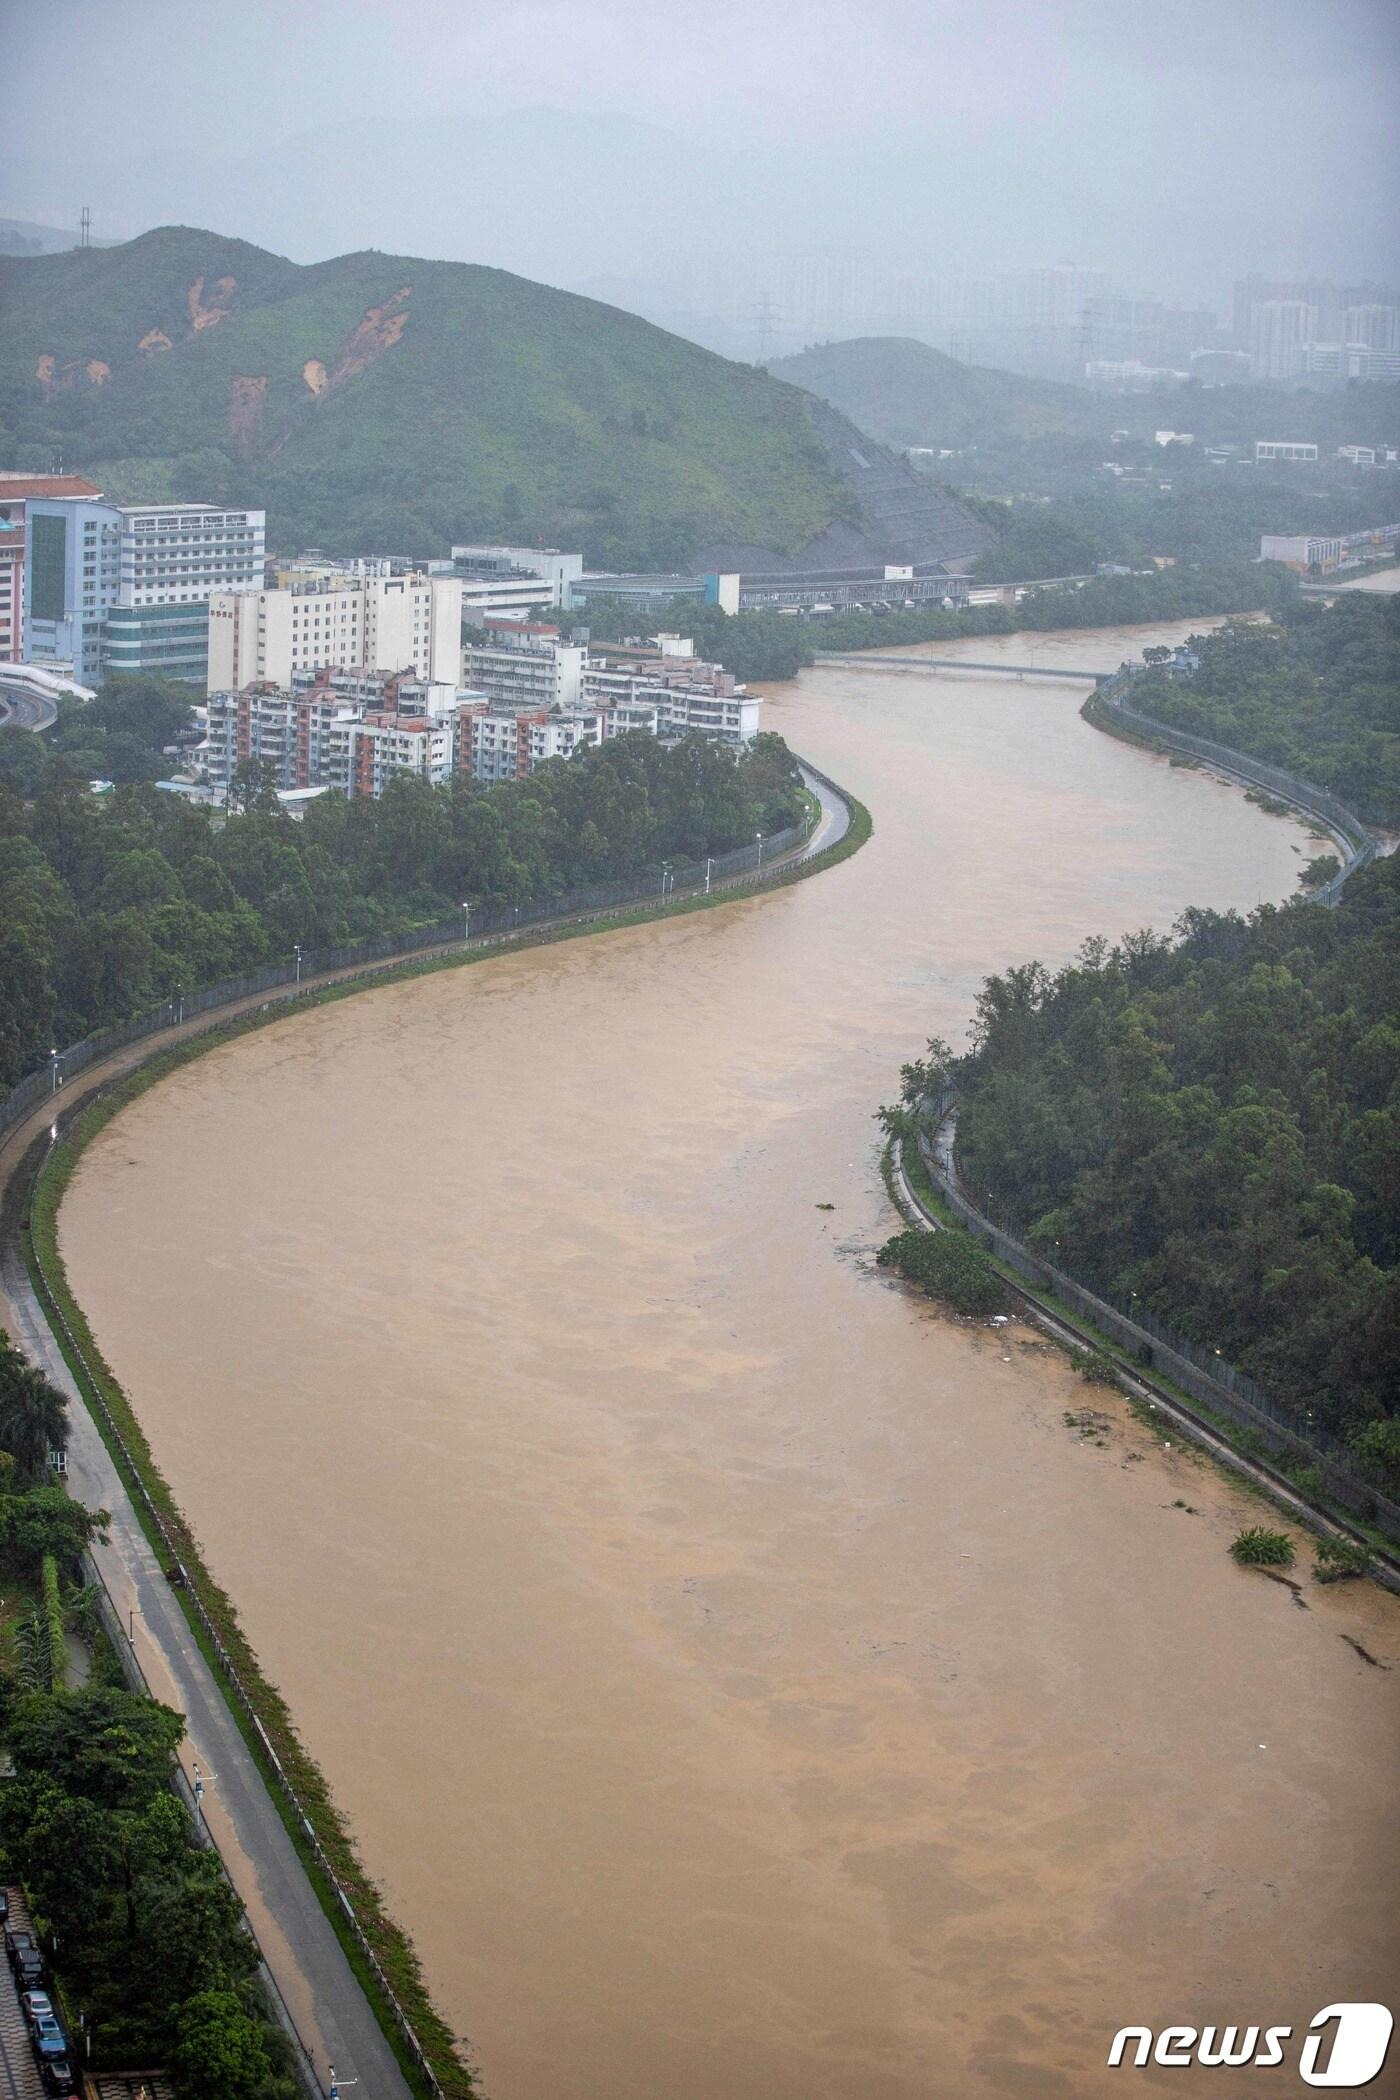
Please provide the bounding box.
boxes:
[0,227,887,567]
[0,730,804,1091]
[770,334,1400,455]
[768,337,1099,451]
[950,851,1400,1488]
[1126,594,1400,826]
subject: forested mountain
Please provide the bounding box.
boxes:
[1125,594,1400,826]
[0,731,804,1091]
[954,852,1400,1486]
[768,337,1100,451]
[0,228,986,570]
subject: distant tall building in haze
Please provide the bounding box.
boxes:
[1235,275,1400,379]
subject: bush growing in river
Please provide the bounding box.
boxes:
[877,1227,1006,1317]
[1312,1534,1371,1583]
[1229,1527,1296,1568]
[1069,1346,1121,1388]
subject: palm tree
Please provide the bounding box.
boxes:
[0,1333,68,1486]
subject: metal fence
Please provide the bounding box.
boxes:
[0,816,811,1142]
[1096,666,1378,902]
[915,1089,1400,1541]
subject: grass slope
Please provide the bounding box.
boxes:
[0,226,861,567]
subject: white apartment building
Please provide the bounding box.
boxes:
[462,620,586,710]
[583,635,761,745]
[207,571,464,694]
[1255,441,1318,463]
[118,505,265,606]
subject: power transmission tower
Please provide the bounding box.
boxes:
[751,292,780,365]
[79,206,91,250]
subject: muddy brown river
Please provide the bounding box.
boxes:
[62,623,1400,2099]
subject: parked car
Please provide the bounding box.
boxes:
[20,1989,55,2028]
[6,1931,45,1986]
[31,2014,68,2061]
[41,2058,76,2097]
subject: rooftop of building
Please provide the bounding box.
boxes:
[479,618,563,637]
[0,472,105,500]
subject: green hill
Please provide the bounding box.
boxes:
[770,335,1400,458]
[0,228,986,569]
[768,337,1101,451]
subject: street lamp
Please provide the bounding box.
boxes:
[704,855,713,894]
[660,860,672,897]
[49,1046,60,1096]
[755,830,764,867]
[293,943,303,985]
[461,900,472,944]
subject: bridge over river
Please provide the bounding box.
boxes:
[815,651,1104,680]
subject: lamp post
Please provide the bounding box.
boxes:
[49,1046,60,1096]
[462,900,472,944]
[755,830,764,868]
[705,856,713,894]
[293,943,303,985]
[660,860,672,898]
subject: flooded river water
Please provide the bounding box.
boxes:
[61,623,1400,2098]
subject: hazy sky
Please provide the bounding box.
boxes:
[7,0,1398,322]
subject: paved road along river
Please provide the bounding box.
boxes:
[60,622,1400,2100]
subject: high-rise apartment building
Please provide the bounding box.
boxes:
[206,572,463,694]
[1247,301,1319,381]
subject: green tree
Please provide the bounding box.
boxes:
[0,1484,108,1567]
[7,1681,182,1809]
[171,1989,282,2100]
[0,1335,67,1486]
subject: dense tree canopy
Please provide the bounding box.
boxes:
[0,729,805,1091]
[0,1682,294,2086]
[1127,593,1400,825]
[950,852,1400,1482]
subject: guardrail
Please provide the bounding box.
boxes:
[0,817,813,1143]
